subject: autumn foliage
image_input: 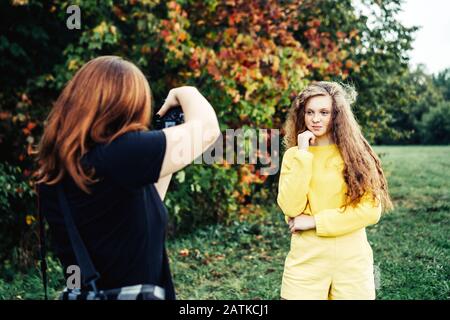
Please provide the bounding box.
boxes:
[3,0,442,267]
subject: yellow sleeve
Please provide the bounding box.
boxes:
[277,147,313,219]
[314,192,382,237]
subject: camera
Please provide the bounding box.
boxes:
[153,106,184,130]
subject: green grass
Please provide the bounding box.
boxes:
[169,145,450,300]
[167,214,289,300]
[367,146,450,299]
[1,146,449,299]
[0,256,65,300]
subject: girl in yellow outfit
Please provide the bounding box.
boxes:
[278,81,393,300]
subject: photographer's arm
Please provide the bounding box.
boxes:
[158,87,221,178]
[154,173,172,200]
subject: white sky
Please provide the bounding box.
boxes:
[397,0,450,74]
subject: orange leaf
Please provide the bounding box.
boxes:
[336,31,346,39]
[179,249,190,257]
[27,122,36,131]
[178,32,187,42]
[345,60,353,69]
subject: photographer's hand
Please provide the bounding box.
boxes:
[157,86,221,178]
[157,89,181,117]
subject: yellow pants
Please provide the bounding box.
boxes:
[281,228,376,300]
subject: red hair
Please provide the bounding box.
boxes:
[283,81,393,212]
[37,56,152,193]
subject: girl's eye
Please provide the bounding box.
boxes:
[321,112,329,115]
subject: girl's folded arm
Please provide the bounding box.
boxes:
[314,192,382,237]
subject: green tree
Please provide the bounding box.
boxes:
[291,0,420,143]
[433,68,450,101]
[419,102,450,144]
[0,0,431,268]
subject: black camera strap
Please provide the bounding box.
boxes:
[39,182,168,300]
[56,184,100,292]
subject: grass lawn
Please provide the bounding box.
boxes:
[1,146,449,300]
[168,145,450,300]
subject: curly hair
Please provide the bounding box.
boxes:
[283,81,394,213]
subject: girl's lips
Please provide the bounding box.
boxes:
[312,126,322,129]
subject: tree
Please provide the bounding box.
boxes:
[0,0,428,267]
[433,68,450,101]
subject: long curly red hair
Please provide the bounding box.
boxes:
[283,81,394,212]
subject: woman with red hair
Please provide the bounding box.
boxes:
[37,56,220,299]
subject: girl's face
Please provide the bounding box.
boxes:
[304,95,333,137]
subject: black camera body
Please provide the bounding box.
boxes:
[154,106,184,130]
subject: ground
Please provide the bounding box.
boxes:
[1,146,449,300]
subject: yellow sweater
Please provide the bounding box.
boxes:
[277,144,381,237]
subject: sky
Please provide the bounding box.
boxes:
[397,0,450,75]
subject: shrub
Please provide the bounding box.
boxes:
[420,102,450,144]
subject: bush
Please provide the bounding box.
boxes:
[0,254,64,300]
[0,0,424,270]
[420,102,450,144]
[0,163,36,270]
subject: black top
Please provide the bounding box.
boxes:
[39,130,175,299]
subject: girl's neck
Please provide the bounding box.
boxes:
[311,134,334,146]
